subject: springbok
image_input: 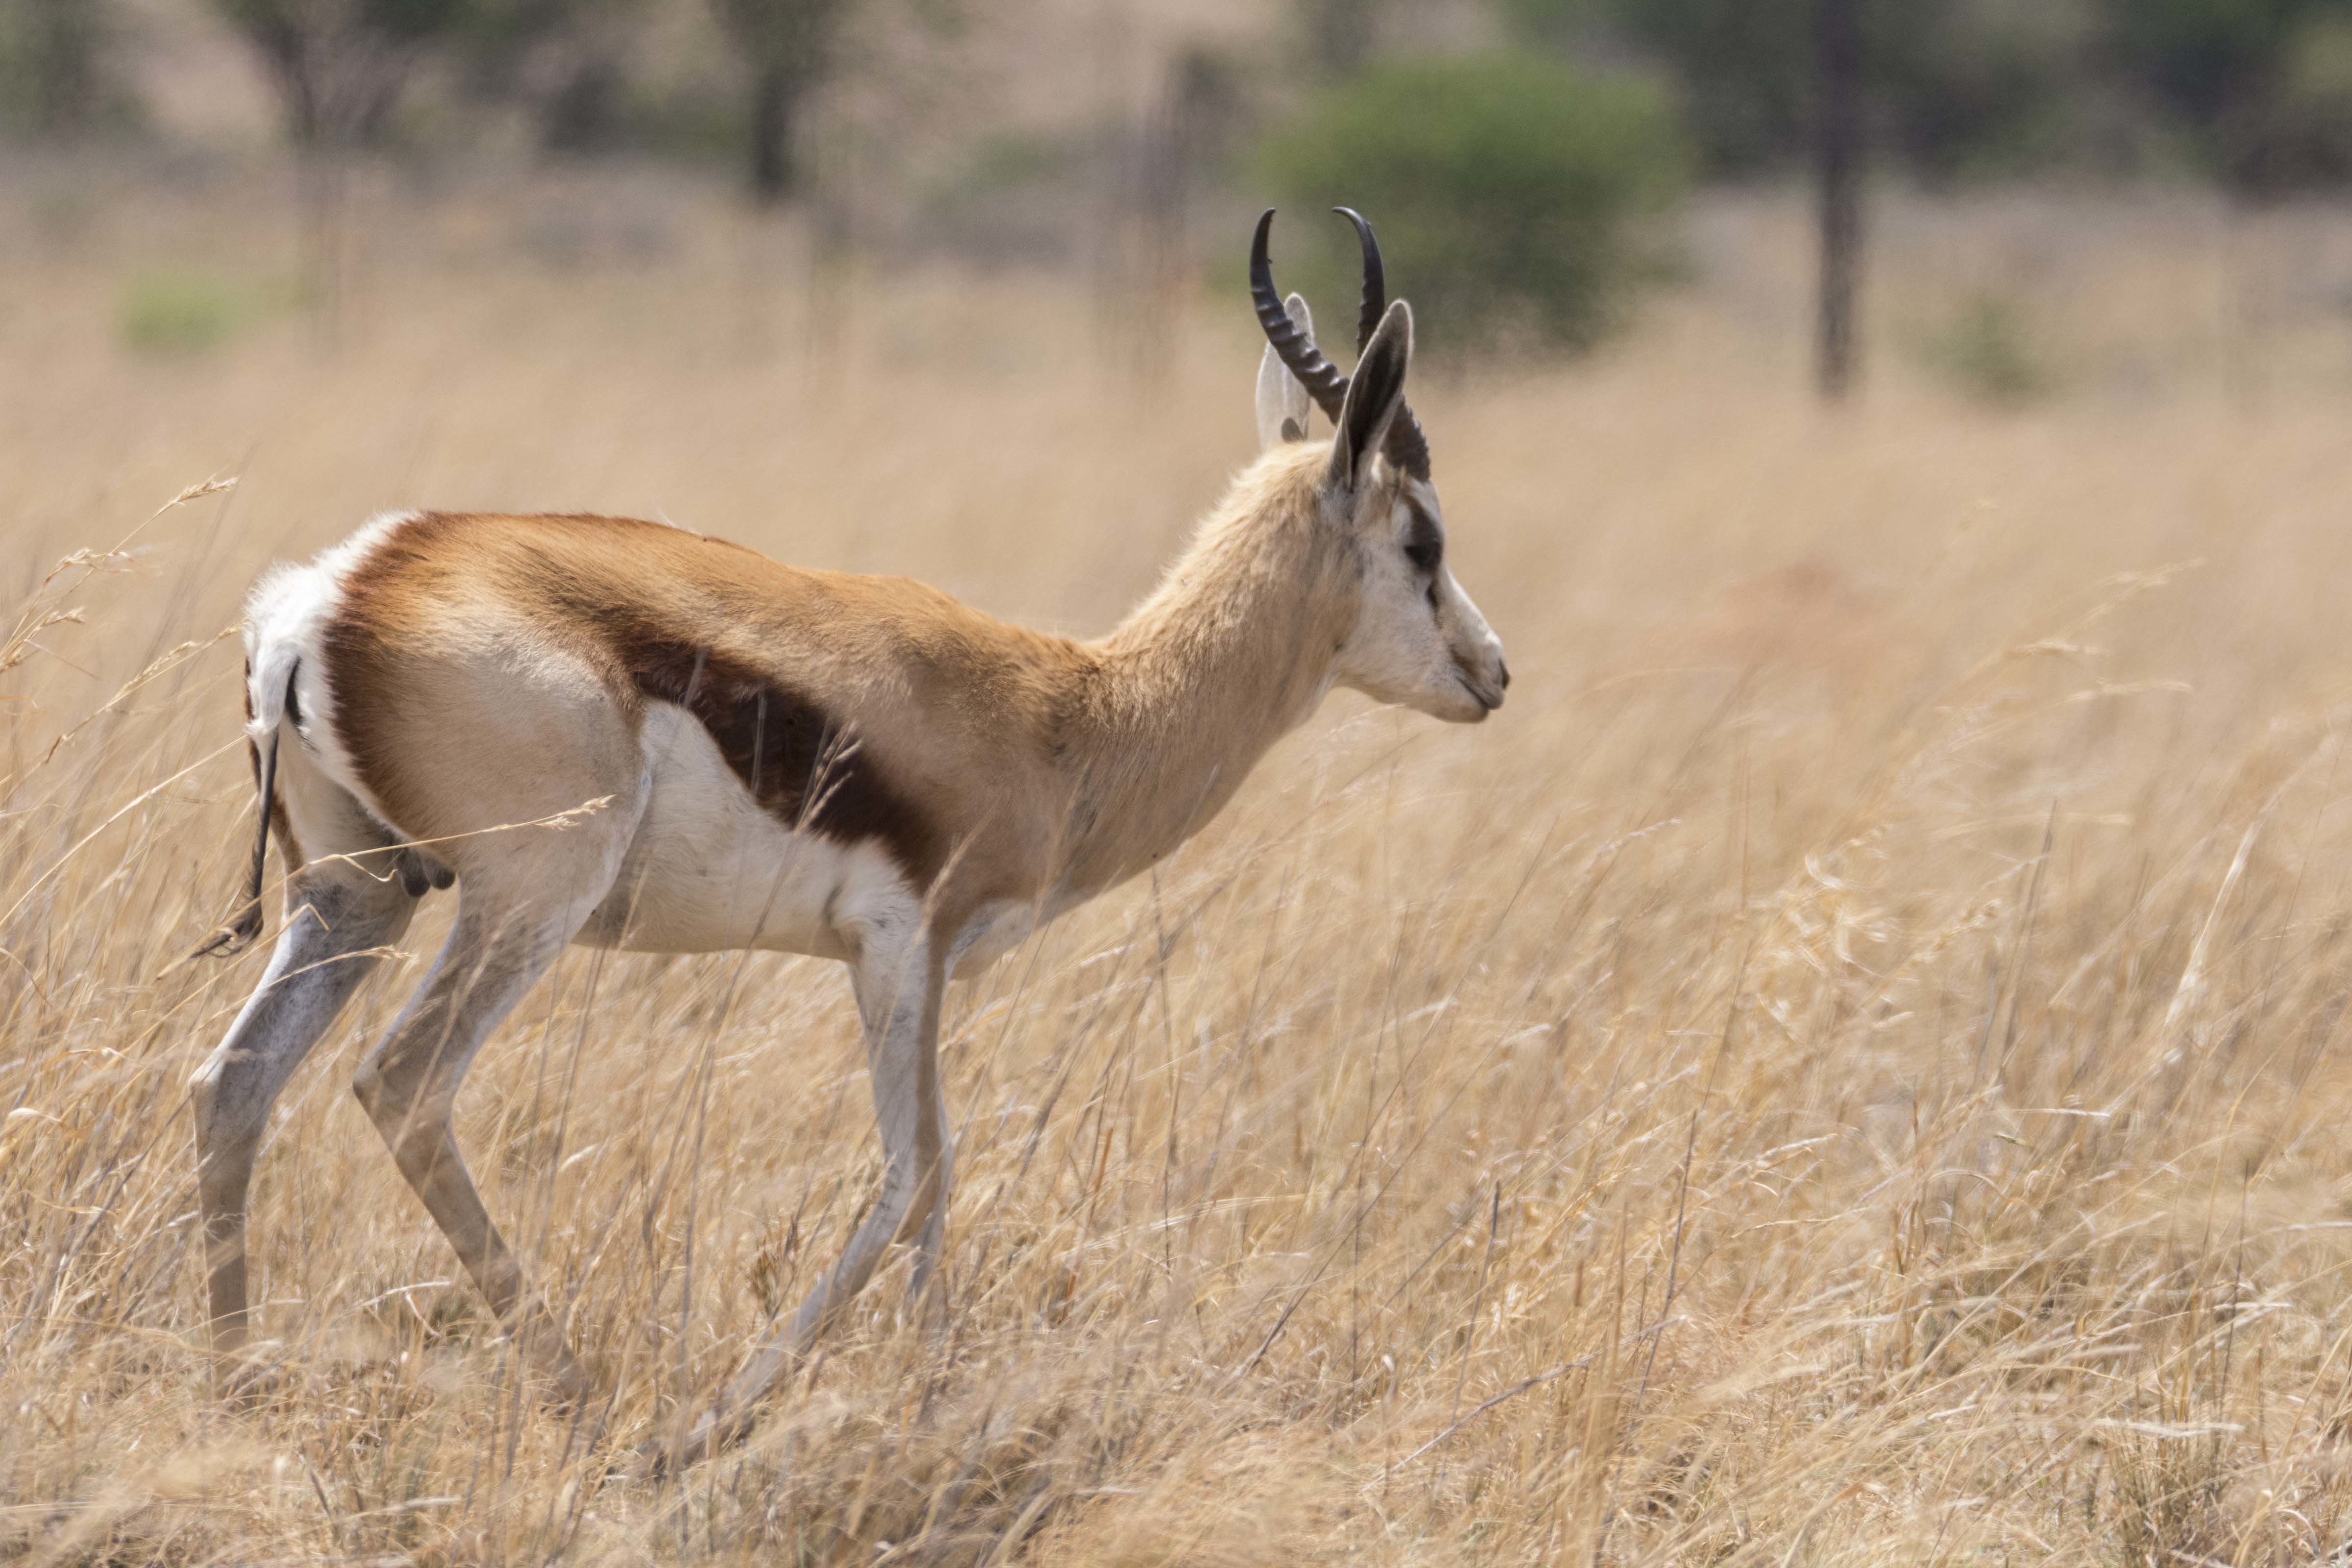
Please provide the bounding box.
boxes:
[190,208,1507,1462]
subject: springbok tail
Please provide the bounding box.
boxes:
[193,660,296,959]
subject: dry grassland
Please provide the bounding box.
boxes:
[7,171,2352,1565]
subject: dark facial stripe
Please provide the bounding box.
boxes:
[1403,500,1443,573]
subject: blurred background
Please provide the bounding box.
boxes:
[9,0,2352,413]
[20,10,2352,1560]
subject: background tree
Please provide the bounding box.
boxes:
[210,0,478,335]
[212,0,475,147]
[0,0,137,140]
[1815,0,1862,399]
[709,0,857,204]
[1258,54,1685,355]
[1507,0,1813,173]
[1096,45,1242,384]
[1503,0,2093,397]
[1874,0,2099,176]
[1297,0,1389,78]
[1507,0,2088,178]
[2106,0,2352,193]
[449,0,648,156]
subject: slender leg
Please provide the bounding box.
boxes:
[852,953,956,1311]
[670,931,951,1465]
[191,861,416,1371]
[350,897,599,1401]
[906,1073,954,1308]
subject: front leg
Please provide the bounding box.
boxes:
[672,924,950,1466]
[887,954,956,1312]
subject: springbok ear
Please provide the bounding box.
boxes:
[1327,298,1412,493]
[1255,292,1316,450]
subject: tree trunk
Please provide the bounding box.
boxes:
[1301,0,1375,77]
[22,0,105,137]
[1814,0,1862,401]
[295,139,345,348]
[750,63,798,205]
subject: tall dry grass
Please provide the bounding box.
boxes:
[7,174,2352,1565]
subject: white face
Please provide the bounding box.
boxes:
[1254,291,1507,724]
[1331,472,1509,723]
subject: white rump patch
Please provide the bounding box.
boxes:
[241,510,416,825]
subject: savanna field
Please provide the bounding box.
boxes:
[10,167,2352,1565]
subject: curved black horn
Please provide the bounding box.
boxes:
[1332,208,1432,481]
[1250,209,1348,422]
[1385,401,1431,481]
[1334,206,1384,353]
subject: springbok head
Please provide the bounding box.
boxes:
[1251,208,1509,724]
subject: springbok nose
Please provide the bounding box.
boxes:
[1497,656,1511,690]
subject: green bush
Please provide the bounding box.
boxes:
[1509,0,2102,181]
[1255,54,1685,356]
[1918,293,2054,406]
[118,271,252,357]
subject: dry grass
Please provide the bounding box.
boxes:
[8,171,2352,1565]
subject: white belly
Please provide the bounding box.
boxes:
[578,704,907,958]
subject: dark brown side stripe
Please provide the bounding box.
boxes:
[620,631,946,887]
[321,510,947,890]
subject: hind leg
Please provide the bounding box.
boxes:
[191,802,419,1369]
[350,844,625,1403]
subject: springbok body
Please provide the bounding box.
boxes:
[190,211,1506,1462]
